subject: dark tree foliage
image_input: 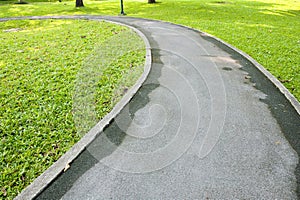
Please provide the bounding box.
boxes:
[148,0,156,3]
[76,0,84,7]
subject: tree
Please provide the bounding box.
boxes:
[148,0,156,3]
[76,0,84,7]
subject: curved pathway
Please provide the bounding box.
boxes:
[4,16,300,199]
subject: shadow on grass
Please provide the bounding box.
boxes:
[0,0,71,5]
[51,4,119,16]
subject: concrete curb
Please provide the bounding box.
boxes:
[1,16,152,200]
[166,21,300,116]
[1,15,299,199]
[2,15,299,116]
[103,16,300,116]
[203,32,300,115]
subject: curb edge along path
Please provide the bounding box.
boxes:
[2,15,153,200]
[2,16,299,199]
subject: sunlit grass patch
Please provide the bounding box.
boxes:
[0,0,299,198]
[0,19,145,199]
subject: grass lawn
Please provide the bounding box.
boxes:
[0,0,299,199]
[0,19,145,199]
[1,0,299,100]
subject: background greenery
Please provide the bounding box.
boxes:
[0,0,299,199]
[0,19,145,199]
[1,0,298,100]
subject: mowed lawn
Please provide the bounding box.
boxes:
[0,19,145,199]
[0,0,299,199]
[0,0,299,99]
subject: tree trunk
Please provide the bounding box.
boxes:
[17,0,28,4]
[148,0,156,3]
[76,0,84,7]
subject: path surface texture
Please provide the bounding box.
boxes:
[10,16,300,199]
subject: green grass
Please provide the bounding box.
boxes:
[0,0,298,100]
[0,19,145,199]
[0,0,299,199]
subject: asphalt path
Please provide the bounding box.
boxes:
[4,16,299,199]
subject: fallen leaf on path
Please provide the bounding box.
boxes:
[64,163,70,172]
